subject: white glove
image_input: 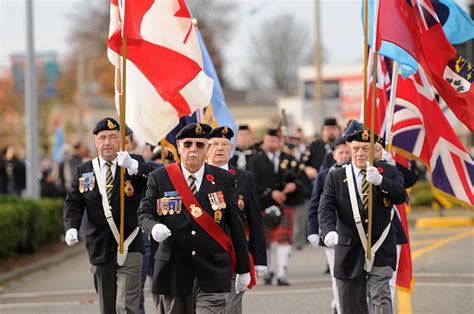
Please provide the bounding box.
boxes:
[235,272,251,294]
[254,265,268,278]
[65,228,79,246]
[324,231,339,248]
[265,205,281,217]
[117,151,138,175]
[307,234,319,248]
[151,223,172,242]
[382,150,396,166]
[366,161,383,186]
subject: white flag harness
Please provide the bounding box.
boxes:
[92,158,139,266]
[345,164,394,272]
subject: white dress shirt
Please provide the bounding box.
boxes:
[98,156,117,187]
[181,163,205,192]
[266,151,280,173]
[351,163,366,197]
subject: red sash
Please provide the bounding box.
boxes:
[165,163,256,288]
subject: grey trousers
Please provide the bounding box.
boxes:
[337,266,393,314]
[293,202,308,247]
[225,278,244,314]
[91,252,143,314]
[162,278,228,314]
[367,266,393,314]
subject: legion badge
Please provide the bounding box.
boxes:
[107,119,116,129]
[214,209,222,223]
[362,130,369,141]
[79,172,95,193]
[238,195,245,211]
[383,197,391,207]
[124,180,134,196]
[190,204,202,218]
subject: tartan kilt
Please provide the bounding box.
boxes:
[265,207,294,246]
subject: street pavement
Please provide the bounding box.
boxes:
[0,223,472,313]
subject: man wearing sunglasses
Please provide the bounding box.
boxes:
[138,123,251,314]
[206,126,267,314]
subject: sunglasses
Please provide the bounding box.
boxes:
[182,141,206,149]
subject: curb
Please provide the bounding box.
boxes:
[415,216,472,228]
[0,243,85,285]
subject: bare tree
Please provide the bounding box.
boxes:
[244,14,310,96]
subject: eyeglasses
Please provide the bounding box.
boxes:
[96,135,119,142]
[182,141,206,149]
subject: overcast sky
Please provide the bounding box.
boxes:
[0,0,470,86]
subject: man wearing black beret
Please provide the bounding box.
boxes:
[318,128,406,314]
[63,117,154,314]
[138,123,251,314]
[229,124,256,171]
[206,126,267,314]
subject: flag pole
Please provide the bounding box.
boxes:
[367,0,381,261]
[119,36,127,254]
[363,0,369,127]
[385,61,400,150]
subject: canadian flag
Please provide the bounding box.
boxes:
[107,0,214,144]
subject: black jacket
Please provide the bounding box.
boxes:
[63,155,153,265]
[138,164,250,296]
[248,149,307,210]
[318,162,406,280]
[230,166,267,266]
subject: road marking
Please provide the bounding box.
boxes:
[399,228,474,314]
[0,289,95,299]
[0,300,98,309]
[412,228,474,261]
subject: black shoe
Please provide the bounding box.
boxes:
[264,271,274,285]
[277,278,290,286]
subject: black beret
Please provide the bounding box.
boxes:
[93,117,120,135]
[238,124,249,131]
[345,120,364,137]
[345,129,384,147]
[323,117,338,127]
[175,123,212,140]
[331,136,347,150]
[125,125,133,136]
[150,148,175,162]
[267,128,280,137]
[209,126,234,140]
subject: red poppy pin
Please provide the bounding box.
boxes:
[206,174,215,184]
[229,168,236,175]
[377,167,384,174]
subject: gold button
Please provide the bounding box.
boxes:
[191,230,196,236]
[191,250,196,256]
[365,219,368,223]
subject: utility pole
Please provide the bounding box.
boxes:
[25,0,39,199]
[314,0,324,129]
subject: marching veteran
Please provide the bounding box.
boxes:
[138,123,251,314]
[318,129,406,314]
[63,117,154,314]
[206,126,267,314]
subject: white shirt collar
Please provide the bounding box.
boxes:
[98,156,117,168]
[181,162,205,188]
[208,162,229,171]
[351,163,365,177]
